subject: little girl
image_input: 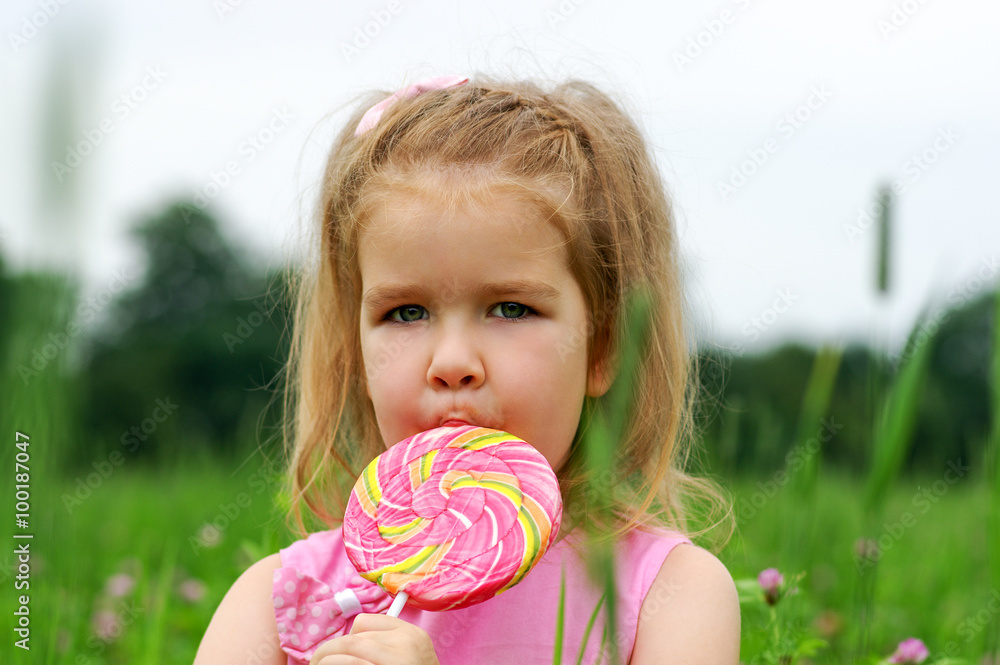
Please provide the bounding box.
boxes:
[194,74,740,665]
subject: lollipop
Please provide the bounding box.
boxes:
[343,425,562,614]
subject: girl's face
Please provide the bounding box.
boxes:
[357,186,612,471]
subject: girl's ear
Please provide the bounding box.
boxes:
[587,350,616,398]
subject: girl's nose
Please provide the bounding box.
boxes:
[426,326,485,390]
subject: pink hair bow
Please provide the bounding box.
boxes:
[354,75,469,136]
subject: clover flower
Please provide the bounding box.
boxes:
[888,637,929,664]
[198,523,223,548]
[757,567,784,606]
[854,537,879,561]
[178,578,206,604]
[104,573,135,598]
[91,609,121,642]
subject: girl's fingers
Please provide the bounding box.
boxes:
[308,614,438,665]
[348,613,405,634]
[308,632,383,664]
[311,657,373,665]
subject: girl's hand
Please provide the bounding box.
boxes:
[308,613,440,665]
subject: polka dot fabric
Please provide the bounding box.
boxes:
[271,565,391,663]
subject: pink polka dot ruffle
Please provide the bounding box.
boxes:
[271,566,392,663]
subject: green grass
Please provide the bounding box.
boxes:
[1,457,989,663]
[724,468,990,664]
[1,453,293,664]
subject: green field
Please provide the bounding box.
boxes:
[725,469,992,664]
[2,273,996,663]
[1,453,991,664]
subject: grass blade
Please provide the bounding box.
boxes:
[605,286,654,438]
[142,539,178,665]
[863,320,935,514]
[553,564,565,665]
[876,186,892,296]
[579,285,654,664]
[790,345,844,498]
[784,345,843,570]
[574,592,608,665]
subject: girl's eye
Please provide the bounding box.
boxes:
[386,305,427,323]
[491,302,532,320]
[384,303,533,323]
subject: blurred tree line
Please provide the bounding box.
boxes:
[78,203,290,461]
[3,202,290,468]
[697,291,996,476]
[1,199,995,474]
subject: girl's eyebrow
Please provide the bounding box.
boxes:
[362,279,562,311]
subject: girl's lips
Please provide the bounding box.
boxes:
[441,420,473,427]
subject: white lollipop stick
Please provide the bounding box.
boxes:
[387,591,409,618]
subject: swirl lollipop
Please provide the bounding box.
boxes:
[343,425,562,615]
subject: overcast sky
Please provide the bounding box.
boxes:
[2,0,998,355]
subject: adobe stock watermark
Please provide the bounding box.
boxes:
[432,604,478,650]
[0,555,19,588]
[737,417,843,523]
[223,298,271,353]
[8,0,72,53]
[854,458,970,572]
[717,84,833,202]
[17,268,135,386]
[589,577,682,664]
[888,255,998,369]
[545,0,589,28]
[844,126,958,244]
[61,398,179,513]
[340,0,404,63]
[730,288,798,355]
[555,305,613,364]
[187,107,295,215]
[50,65,168,182]
[238,640,284,665]
[189,455,279,555]
[956,589,1000,644]
[86,599,142,656]
[912,588,1000,660]
[877,0,931,41]
[213,0,248,20]
[365,330,416,385]
[672,0,756,73]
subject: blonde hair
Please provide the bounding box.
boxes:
[282,75,732,548]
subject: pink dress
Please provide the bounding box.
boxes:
[271,526,690,665]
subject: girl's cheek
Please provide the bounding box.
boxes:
[362,330,403,371]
